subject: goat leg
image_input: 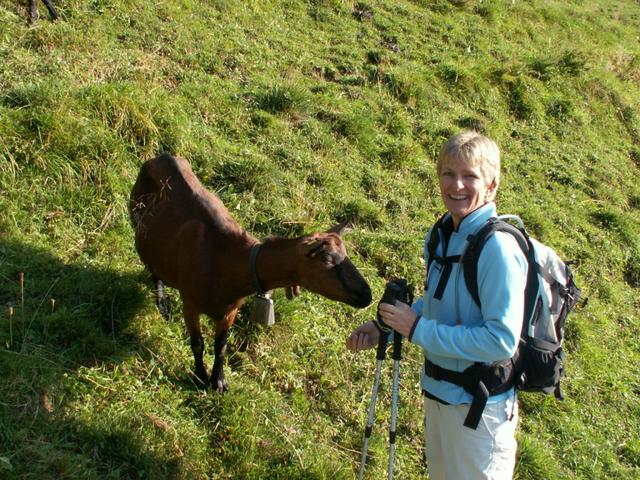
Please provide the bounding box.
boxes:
[190,333,209,387]
[210,327,229,393]
[184,304,209,387]
[153,276,170,320]
[210,306,240,392]
[29,0,38,23]
[41,0,59,19]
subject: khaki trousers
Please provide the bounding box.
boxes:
[424,395,518,480]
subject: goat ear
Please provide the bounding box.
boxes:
[304,239,326,258]
[327,220,353,236]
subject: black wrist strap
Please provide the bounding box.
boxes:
[408,313,421,342]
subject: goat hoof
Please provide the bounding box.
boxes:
[214,381,228,393]
[212,379,228,393]
[157,298,170,320]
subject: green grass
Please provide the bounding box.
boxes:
[1,0,639,478]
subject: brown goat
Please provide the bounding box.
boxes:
[129,153,372,391]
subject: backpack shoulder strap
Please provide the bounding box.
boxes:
[426,212,450,272]
[426,213,465,300]
[462,218,532,309]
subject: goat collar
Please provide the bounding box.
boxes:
[249,243,265,294]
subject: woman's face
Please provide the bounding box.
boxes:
[439,155,496,229]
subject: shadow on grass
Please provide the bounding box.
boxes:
[0,409,183,478]
[0,237,145,364]
[0,237,184,478]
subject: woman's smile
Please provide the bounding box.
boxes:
[439,156,496,228]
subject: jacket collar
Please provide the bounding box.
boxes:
[447,202,497,236]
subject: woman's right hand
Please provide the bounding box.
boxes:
[346,321,380,352]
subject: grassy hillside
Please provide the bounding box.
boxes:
[1,0,639,478]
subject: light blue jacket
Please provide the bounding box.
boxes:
[409,203,528,405]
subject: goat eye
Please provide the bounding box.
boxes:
[323,253,335,266]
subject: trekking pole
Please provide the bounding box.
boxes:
[358,328,390,480]
[387,331,403,480]
[358,279,411,480]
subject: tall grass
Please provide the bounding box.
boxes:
[1,0,639,478]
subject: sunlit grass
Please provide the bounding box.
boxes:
[1,0,639,478]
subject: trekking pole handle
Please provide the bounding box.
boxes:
[392,331,402,361]
[375,279,412,361]
[376,330,390,361]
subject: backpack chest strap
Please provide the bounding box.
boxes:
[431,254,462,300]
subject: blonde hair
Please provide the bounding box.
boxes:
[437,131,501,201]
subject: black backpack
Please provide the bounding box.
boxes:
[424,214,582,429]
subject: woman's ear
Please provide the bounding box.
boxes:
[485,178,498,201]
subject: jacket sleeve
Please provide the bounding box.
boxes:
[409,232,527,363]
[411,298,424,315]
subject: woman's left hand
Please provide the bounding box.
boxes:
[378,301,419,338]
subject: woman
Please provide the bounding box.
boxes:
[347,131,527,479]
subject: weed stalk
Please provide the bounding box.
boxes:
[8,304,13,348]
[19,272,24,307]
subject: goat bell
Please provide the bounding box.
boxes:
[251,293,275,326]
